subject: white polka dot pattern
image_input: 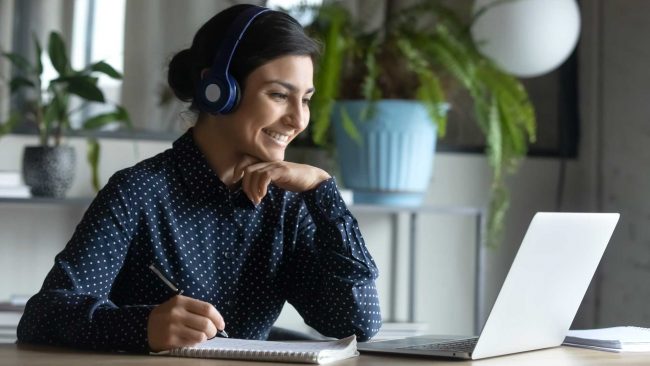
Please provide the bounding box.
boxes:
[16,129,382,352]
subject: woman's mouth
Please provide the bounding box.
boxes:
[262,129,290,145]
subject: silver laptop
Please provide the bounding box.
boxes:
[359,212,620,360]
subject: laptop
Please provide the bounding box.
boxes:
[358,212,620,360]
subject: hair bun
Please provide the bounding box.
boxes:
[167,49,195,102]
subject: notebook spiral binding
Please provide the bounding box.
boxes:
[175,346,318,363]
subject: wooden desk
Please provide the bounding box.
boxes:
[1,344,648,366]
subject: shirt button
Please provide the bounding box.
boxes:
[225,300,233,306]
[224,251,233,259]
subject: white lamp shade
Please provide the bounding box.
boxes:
[471,0,580,78]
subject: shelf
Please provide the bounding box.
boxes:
[0,196,483,215]
[350,204,484,216]
[0,197,93,205]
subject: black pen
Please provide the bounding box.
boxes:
[148,263,229,338]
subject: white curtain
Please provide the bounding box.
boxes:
[0,0,14,123]
[121,0,263,135]
[0,0,74,124]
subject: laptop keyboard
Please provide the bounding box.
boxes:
[402,337,478,352]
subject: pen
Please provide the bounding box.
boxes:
[148,263,229,338]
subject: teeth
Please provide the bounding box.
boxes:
[263,129,289,142]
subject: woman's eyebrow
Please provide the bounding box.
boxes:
[264,80,315,94]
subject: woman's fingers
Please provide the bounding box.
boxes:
[233,155,261,185]
[176,326,209,345]
[183,297,226,332]
[242,166,258,203]
[237,160,331,204]
[242,163,271,204]
[148,296,227,351]
[182,310,218,339]
[250,169,273,205]
[258,170,273,201]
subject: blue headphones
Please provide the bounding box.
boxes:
[196,6,271,114]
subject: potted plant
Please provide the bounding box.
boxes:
[299,1,536,245]
[1,31,131,197]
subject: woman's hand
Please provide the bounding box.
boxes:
[234,158,331,205]
[147,295,225,352]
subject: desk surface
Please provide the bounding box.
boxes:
[1,344,648,366]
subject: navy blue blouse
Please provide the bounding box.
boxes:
[17,129,381,352]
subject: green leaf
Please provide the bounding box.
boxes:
[9,76,35,93]
[487,184,509,248]
[87,138,101,192]
[0,113,20,136]
[33,34,43,76]
[485,98,502,178]
[312,99,333,147]
[42,88,69,144]
[309,3,348,148]
[361,37,381,101]
[416,72,447,136]
[82,107,130,130]
[42,100,59,131]
[340,107,362,145]
[117,106,133,130]
[48,32,69,75]
[66,76,105,102]
[89,61,122,79]
[1,52,32,72]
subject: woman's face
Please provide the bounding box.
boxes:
[223,55,314,162]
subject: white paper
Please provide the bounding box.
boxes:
[564,326,650,352]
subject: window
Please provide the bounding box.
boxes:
[266,0,323,26]
[70,0,126,129]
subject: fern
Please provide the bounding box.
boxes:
[304,1,538,247]
[309,5,348,148]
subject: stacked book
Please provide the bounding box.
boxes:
[0,303,24,344]
[564,326,650,352]
[0,171,30,198]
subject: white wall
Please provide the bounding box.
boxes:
[586,0,650,327]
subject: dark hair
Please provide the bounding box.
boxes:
[167,4,320,111]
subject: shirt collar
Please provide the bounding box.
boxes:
[172,128,230,198]
[172,128,257,209]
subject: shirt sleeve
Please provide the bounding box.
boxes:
[284,178,382,341]
[16,170,154,353]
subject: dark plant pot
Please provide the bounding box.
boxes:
[22,146,76,198]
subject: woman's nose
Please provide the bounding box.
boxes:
[284,100,308,130]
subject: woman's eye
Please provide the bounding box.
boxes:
[302,98,311,106]
[270,92,288,101]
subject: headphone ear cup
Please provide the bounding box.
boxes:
[198,76,225,114]
[196,6,269,114]
[231,79,241,112]
[218,74,240,114]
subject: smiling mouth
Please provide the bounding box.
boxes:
[262,129,290,144]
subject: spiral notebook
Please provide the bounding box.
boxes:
[563,327,650,352]
[152,335,358,364]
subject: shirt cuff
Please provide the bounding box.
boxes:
[301,177,349,222]
[92,305,155,353]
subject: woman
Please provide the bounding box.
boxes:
[17,4,381,353]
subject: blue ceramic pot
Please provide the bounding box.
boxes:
[332,100,437,206]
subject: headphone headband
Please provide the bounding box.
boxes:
[198,6,271,114]
[209,6,270,82]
